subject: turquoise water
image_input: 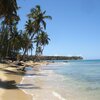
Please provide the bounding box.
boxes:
[20,60,100,100]
[42,60,100,100]
[56,60,100,84]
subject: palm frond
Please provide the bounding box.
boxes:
[43,16,52,20]
[0,0,18,18]
[36,5,41,13]
[41,20,46,29]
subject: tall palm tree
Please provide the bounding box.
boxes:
[3,15,20,57]
[21,32,33,57]
[0,25,9,58]
[0,16,21,59]
[0,0,18,18]
[22,19,35,58]
[9,26,22,52]
[22,5,52,59]
[0,0,19,59]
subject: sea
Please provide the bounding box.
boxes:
[18,60,100,100]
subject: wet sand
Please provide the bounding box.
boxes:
[20,65,67,100]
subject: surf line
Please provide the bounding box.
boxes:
[52,91,67,100]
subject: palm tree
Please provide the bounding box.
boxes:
[4,14,20,33]
[28,5,52,32]
[3,15,20,58]
[0,16,22,60]
[34,31,50,55]
[0,0,18,18]
[22,5,52,59]
[0,0,20,60]
[25,19,34,37]
[21,32,33,58]
[22,19,35,58]
[0,25,9,58]
[39,31,50,55]
[9,26,22,52]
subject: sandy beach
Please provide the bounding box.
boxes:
[1,60,100,100]
[0,61,49,100]
[0,62,33,100]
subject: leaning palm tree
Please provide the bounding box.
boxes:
[0,0,18,18]
[22,5,52,60]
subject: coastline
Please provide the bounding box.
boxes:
[20,60,100,100]
[0,63,33,100]
[19,62,68,100]
[1,60,100,100]
[0,61,49,100]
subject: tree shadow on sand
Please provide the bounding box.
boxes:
[0,68,25,76]
[0,68,47,77]
[0,79,41,90]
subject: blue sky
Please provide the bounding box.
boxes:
[17,0,100,59]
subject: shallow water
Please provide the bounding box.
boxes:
[19,60,100,100]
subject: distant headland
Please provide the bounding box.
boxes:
[27,56,83,60]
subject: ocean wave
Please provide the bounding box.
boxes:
[52,91,66,100]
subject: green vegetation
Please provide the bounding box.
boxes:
[0,2,52,61]
[23,5,52,59]
[0,0,18,18]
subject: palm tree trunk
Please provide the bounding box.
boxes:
[31,48,32,56]
[22,34,34,60]
[41,46,44,55]
[6,43,10,57]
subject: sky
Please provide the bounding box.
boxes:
[17,0,100,59]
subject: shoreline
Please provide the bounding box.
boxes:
[19,61,100,100]
[18,61,50,98]
[0,62,33,100]
[1,60,100,100]
[0,61,49,100]
[20,62,68,100]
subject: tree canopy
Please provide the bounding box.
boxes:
[0,4,52,61]
[0,0,18,18]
